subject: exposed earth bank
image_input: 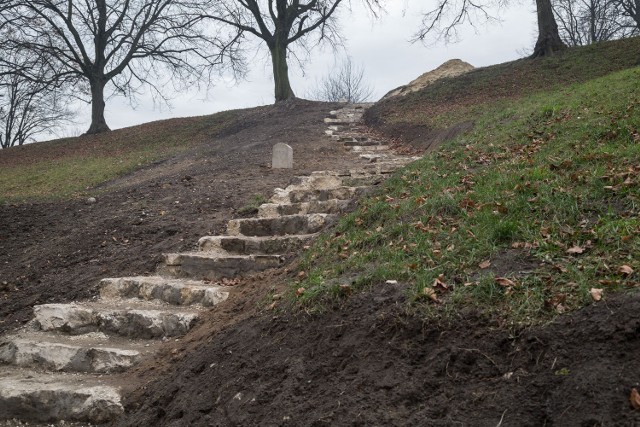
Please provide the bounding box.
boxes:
[118,282,640,426]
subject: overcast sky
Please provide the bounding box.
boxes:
[61,1,538,137]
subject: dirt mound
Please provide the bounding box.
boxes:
[382,59,475,100]
[117,281,640,426]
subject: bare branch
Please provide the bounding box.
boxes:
[307,56,374,103]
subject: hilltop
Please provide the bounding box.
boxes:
[1,37,639,426]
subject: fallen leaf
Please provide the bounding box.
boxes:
[630,388,640,410]
[619,265,634,276]
[479,260,491,269]
[339,284,352,295]
[432,276,448,290]
[566,245,585,254]
[295,287,305,297]
[423,287,439,302]
[590,288,603,301]
[496,277,516,287]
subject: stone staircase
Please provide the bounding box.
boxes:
[0,104,420,425]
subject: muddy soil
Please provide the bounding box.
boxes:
[117,281,640,427]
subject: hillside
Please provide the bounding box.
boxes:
[1,37,640,426]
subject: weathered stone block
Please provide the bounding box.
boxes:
[272,143,293,169]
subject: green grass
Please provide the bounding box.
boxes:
[294,65,640,325]
[237,194,269,216]
[0,111,236,202]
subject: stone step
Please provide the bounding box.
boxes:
[272,187,371,204]
[0,368,123,424]
[32,301,200,339]
[324,117,360,125]
[331,133,370,141]
[164,252,283,280]
[100,276,229,307]
[342,139,384,147]
[0,330,156,373]
[285,174,344,191]
[349,145,391,152]
[198,234,316,254]
[258,199,353,218]
[328,111,363,118]
[227,213,338,236]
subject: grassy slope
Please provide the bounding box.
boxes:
[0,112,236,202]
[295,38,640,324]
[369,36,640,129]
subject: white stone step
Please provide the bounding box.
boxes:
[342,138,384,147]
[349,145,391,152]
[0,330,155,373]
[227,213,338,236]
[164,252,283,280]
[0,368,123,423]
[100,276,228,307]
[271,186,371,204]
[258,199,353,218]
[285,174,344,191]
[198,234,316,254]
[324,117,359,125]
[32,301,201,339]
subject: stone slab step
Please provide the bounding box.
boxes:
[307,171,387,186]
[349,145,391,152]
[342,139,384,147]
[227,213,338,236]
[164,252,283,280]
[272,187,371,204]
[258,199,353,218]
[0,368,122,423]
[100,276,229,307]
[0,330,154,373]
[33,301,200,339]
[285,174,344,191]
[198,234,316,254]
[333,134,369,142]
[324,117,359,125]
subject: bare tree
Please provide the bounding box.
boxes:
[0,47,74,148]
[414,0,567,57]
[308,57,374,102]
[1,0,241,135]
[616,0,640,29]
[0,74,73,149]
[553,0,637,45]
[203,0,381,102]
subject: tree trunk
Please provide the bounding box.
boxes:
[86,78,110,134]
[269,39,295,102]
[531,0,567,58]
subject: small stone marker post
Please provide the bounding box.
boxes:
[272,143,293,169]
